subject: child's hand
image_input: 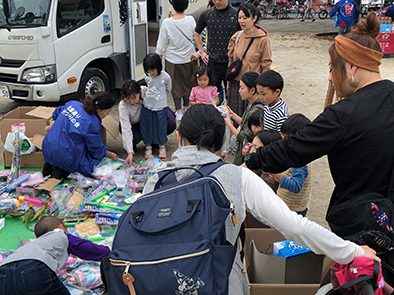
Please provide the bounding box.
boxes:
[224,114,232,126]
[126,152,134,167]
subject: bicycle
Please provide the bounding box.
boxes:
[258,4,286,19]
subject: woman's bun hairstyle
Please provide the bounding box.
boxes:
[347,12,381,52]
[178,104,225,152]
[83,91,116,114]
[350,12,380,39]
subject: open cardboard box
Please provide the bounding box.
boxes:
[244,228,332,295]
[1,106,119,168]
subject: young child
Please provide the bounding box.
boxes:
[189,66,219,106]
[249,130,282,192]
[247,108,264,134]
[270,114,312,216]
[255,70,290,133]
[118,79,146,166]
[141,53,172,159]
[242,109,265,156]
[0,216,110,295]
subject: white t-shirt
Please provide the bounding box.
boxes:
[156,15,196,64]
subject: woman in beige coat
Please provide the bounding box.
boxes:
[227,3,273,117]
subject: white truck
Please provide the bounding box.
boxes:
[0,0,206,102]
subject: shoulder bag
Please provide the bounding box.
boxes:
[326,161,394,256]
[226,31,255,81]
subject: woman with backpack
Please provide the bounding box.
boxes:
[140,104,378,295]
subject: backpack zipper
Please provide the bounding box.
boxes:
[139,177,237,218]
[110,248,210,268]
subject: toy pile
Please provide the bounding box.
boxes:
[0,154,165,294]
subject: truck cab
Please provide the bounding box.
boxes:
[0,0,209,102]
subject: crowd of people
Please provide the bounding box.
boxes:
[2,0,394,293]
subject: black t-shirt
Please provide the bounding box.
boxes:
[195,5,239,63]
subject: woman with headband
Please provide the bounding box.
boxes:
[244,12,394,283]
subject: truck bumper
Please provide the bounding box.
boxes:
[0,81,60,102]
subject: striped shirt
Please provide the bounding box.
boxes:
[263,98,290,132]
[277,164,312,212]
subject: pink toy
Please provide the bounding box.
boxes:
[17,196,51,207]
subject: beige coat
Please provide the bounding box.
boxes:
[227,26,272,81]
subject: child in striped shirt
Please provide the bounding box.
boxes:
[255,70,290,133]
[269,114,312,216]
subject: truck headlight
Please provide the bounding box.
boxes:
[21,65,57,83]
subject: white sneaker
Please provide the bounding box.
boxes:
[176,112,183,121]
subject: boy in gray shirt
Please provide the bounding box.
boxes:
[0,216,110,295]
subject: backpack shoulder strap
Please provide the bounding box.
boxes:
[155,160,227,189]
[196,160,227,177]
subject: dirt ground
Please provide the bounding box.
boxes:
[2,32,394,229]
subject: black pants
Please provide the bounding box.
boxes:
[208,60,228,104]
[42,162,70,179]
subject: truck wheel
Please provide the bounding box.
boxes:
[78,68,109,100]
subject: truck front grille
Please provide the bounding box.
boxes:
[1,59,25,68]
[0,73,18,83]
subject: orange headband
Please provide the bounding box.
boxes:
[334,35,382,73]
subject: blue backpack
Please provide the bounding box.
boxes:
[105,161,239,295]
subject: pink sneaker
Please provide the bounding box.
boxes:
[158,147,166,159]
[145,147,152,159]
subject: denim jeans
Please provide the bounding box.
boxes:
[0,259,70,295]
[338,26,351,36]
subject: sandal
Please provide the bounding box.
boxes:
[158,148,166,159]
[145,148,152,159]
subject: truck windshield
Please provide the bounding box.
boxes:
[0,0,50,27]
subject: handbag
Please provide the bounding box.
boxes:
[333,14,338,27]
[225,31,255,81]
[167,107,176,135]
[326,161,394,255]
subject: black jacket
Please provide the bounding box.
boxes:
[246,80,394,215]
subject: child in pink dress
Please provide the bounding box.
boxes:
[189,66,219,106]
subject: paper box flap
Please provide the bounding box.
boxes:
[26,106,56,120]
[35,178,61,191]
[102,115,119,139]
[30,133,45,150]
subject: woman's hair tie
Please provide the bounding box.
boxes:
[95,100,98,105]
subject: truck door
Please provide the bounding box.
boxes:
[128,0,148,81]
[53,0,113,98]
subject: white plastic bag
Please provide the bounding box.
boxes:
[4,132,36,155]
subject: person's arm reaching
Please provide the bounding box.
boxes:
[245,105,344,172]
[241,168,379,264]
[67,233,110,261]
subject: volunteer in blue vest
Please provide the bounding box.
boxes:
[194,0,239,104]
[143,104,378,295]
[42,92,118,178]
[329,0,360,36]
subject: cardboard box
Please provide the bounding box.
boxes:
[3,150,45,168]
[1,106,119,168]
[0,106,55,142]
[245,228,329,295]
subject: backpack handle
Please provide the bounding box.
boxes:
[154,167,204,190]
[154,161,227,190]
[130,199,201,234]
